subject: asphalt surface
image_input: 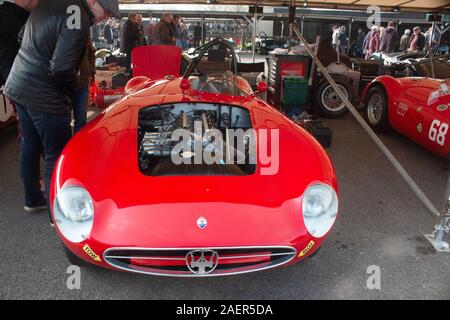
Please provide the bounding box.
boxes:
[1,109,449,300]
[1,52,449,299]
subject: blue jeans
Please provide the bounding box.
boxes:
[71,86,88,134]
[15,104,72,212]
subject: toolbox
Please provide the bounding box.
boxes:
[267,53,311,110]
[297,119,333,148]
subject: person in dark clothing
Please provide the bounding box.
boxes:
[379,21,398,54]
[193,22,202,47]
[153,13,175,45]
[72,36,96,135]
[0,0,38,86]
[136,14,146,46]
[121,13,140,68]
[4,0,120,219]
[355,28,366,58]
[103,20,114,50]
[408,26,426,52]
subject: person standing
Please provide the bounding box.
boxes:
[0,0,38,87]
[179,21,189,51]
[193,22,202,47]
[103,19,114,51]
[172,15,181,48]
[72,36,96,135]
[4,0,120,219]
[362,28,371,57]
[136,14,146,46]
[338,26,347,54]
[153,13,175,45]
[146,18,154,45]
[379,21,398,54]
[365,25,380,59]
[355,27,366,58]
[408,26,425,52]
[331,25,340,52]
[121,13,140,68]
[399,29,410,51]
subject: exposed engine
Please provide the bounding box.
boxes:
[138,103,256,176]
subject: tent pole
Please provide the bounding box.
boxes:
[252,2,258,63]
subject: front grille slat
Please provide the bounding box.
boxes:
[104,246,296,277]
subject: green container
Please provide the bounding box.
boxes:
[281,77,309,105]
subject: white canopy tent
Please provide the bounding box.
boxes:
[118,0,450,12]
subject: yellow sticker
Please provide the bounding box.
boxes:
[83,244,101,262]
[298,240,315,257]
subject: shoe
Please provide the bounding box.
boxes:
[50,221,55,228]
[24,204,47,213]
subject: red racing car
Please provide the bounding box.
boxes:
[50,40,339,277]
[362,75,450,158]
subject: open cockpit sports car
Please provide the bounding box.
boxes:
[362,74,450,158]
[51,39,339,277]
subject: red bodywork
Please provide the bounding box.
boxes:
[50,74,338,276]
[362,76,450,158]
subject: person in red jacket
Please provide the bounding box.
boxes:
[365,25,380,59]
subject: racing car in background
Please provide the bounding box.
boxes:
[255,32,289,55]
[51,39,339,277]
[362,75,450,158]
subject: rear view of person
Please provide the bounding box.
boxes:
[4,0,120,220]
[379,21,398,54]
[399,29,410,51]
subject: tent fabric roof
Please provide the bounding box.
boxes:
[118,0,450,12]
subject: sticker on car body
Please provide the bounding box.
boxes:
[437,105,448,112]
[83,244,102,262]
[298,240,315,257]
[429,119,449,146]
[396,102,409,117]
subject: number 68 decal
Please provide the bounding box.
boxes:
[428,119,448,146]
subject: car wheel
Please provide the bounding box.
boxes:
[62,243,91,268]
[316,78,352,118]
[364,86,390,132]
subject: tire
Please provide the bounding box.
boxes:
[363,85,390,132]
[62,243,92,268]
[315,78,352,118]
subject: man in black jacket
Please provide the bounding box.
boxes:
[120,13,140,68]
[4,0,120,218]
[0,0,38,86]
[408,26,426,52]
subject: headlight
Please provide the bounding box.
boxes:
[53,185,94,243]
[262,43,266,47]
[302,183,338,238]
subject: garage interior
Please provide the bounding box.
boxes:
[0,0,449,299]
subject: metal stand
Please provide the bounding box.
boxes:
[423,174,450,252]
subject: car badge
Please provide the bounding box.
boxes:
[197,217,208,229]
[186,250,219,275]
[437,105,448,112]
[417,123,423,133]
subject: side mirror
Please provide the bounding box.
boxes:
[180,78,191,91]
[256,81,268,95]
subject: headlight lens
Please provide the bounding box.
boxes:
[302,183,338,238]
[54,185,94,243]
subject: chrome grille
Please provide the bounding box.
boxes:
[104,246,296,277]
